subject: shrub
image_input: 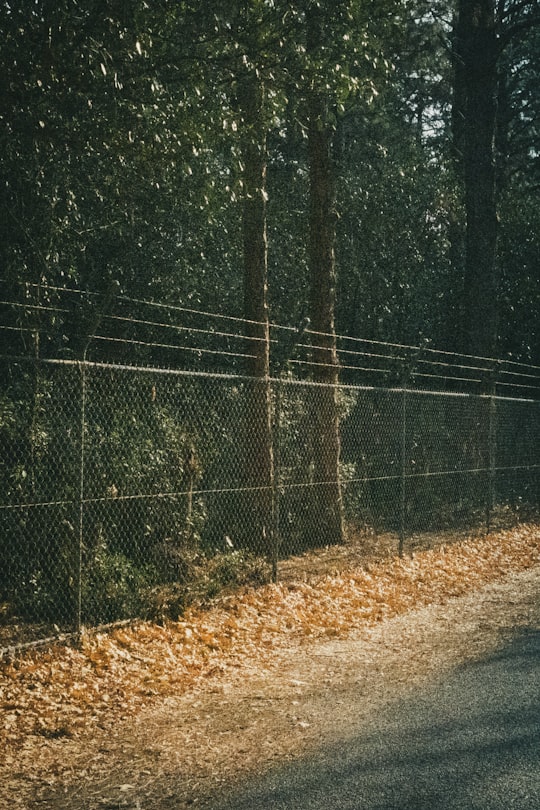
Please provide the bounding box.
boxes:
[81,548,156,625]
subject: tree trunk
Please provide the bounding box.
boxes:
[306,85,345,547]
[453,0,500,360]
[238,71,274,554]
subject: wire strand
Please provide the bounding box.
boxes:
[2,285,540,382]
[91,333,256,361]
[102,312,275,345]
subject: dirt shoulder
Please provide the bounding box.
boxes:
[2,526,540,809]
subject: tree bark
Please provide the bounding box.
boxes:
[238,71,274,554]
[453,0,500,360]
[306,85,346,547]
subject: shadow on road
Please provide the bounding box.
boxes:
[217,629,540,810]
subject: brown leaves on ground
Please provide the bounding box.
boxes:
[1,524,539,757]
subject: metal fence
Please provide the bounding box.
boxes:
[1,352,539,650]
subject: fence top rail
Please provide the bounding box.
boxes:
[1,353,540,404]
[0,354,254,383]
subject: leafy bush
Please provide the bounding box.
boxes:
[81,548,156,625]
[145,550,272,620]
[204,550,271,596]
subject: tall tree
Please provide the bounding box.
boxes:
[299,0,401,543]
[496,17,540,363]
[167,0,286,550]
[452,0,540,359]
[235,7,275,553]
[304,3,346,546]
[452,0,500,359]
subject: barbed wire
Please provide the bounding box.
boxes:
[0,298,70,315]
[2,281,540,391]
[101,313,274,345]
[91,333,257,362]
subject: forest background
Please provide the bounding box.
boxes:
[0,0,539,634]
[1,0,539,360]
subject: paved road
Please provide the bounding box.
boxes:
[217,628,540,809]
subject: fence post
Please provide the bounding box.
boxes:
[75,360,86,636]
[271,377,282,583]
[482,364,498,535]
[486,392,497,533]
[72,281,120,635]
[397,339,430,557]
[399,385,407,558]
[270,317,311,581]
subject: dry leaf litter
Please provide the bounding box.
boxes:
[1,523,539,806]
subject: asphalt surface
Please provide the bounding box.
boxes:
[217,628,540,809]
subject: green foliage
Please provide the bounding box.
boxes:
[205,550,272,593]
[82,547,157,625]
[142,549,272,621]
[1,0,539,636]
[1,0,537,353]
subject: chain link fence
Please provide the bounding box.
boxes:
[1,354,539,651]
